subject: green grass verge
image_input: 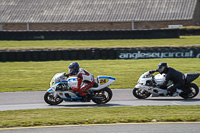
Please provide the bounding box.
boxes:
[0,58,199,92]
[0,36,200,50]
[0,106,200,128]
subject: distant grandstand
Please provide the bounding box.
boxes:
[0,0,199,30]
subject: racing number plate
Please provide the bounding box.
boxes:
[50,80,55,86]
[100,79,109,85]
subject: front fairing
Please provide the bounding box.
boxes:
[47,88,53,92]
[138,71,152,84]
[140,71,152,79]
[50,72,67,87]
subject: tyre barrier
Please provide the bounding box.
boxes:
[0,47,200,62]
[1,29,200,41]
[180,29,200,35]
[0,29,179,40]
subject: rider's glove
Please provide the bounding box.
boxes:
[149,70,156,74]
[64,73,71,78]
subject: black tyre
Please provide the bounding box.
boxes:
[92,87,112,104]
[44,92,63,105]
[132,88,151,99]
[179,83,199,99]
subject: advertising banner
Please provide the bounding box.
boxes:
[118,47,200,59]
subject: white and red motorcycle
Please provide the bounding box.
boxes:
[133,71,199,99]
[44,72,115,105]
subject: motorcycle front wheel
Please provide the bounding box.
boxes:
[132,88,151,99]
[92,87,112,104]
[179,83,199,99]
[44,92,63,105]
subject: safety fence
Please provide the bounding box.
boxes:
[0,47,200,62]
[0,29,179,40]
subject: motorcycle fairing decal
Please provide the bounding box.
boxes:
[67,78,77,82]
[50,80,55,86]
[100,79,109,85]
[98,76,115,80]
[61,97,82,100]
[50,81,68,87]
[47,88,53,92]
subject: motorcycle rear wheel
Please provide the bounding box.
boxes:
[132,88,151,99]
[92,87,112,104]
[44,92,63,105]
[179,83,199,99]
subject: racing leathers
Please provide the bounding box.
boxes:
[151,67,185,95]
[69,68,95,96]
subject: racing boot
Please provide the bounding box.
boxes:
[81,95,90,102]
[81,91,91,102]
[167,90,179,97]
[167,91,173,96]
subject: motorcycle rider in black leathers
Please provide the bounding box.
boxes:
[149,62,185,96]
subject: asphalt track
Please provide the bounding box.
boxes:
[1,123,200,133]
[0,89,200,111]
[1,89,200,133]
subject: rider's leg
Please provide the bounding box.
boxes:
[167,83,182,96]
[79,81,95,96]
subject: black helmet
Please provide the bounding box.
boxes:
[68,62,79,75]
[157,62,168,74]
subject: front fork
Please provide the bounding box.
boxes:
[135,84,146,93]
[47,88,58,99]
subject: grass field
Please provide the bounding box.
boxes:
[0,36,200,50]
[0,58,199,92]
[0,105,200,128]
[0,36,200,128]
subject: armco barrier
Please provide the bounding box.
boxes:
[0,29,179,40]
[0,47,200,62]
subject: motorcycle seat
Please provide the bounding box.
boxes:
[185,73,200,84]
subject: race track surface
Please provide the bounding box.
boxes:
[0,89,200,111]
[1,123,200,133]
